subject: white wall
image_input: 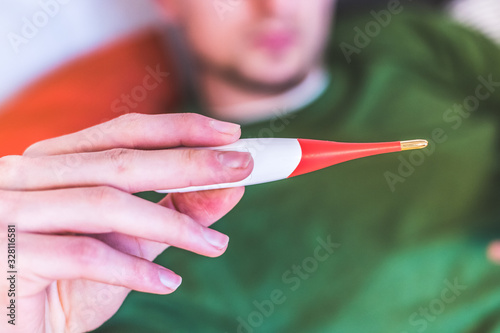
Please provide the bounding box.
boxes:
[0,0,165,106]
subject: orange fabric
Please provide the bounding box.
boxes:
[0,29,181,157]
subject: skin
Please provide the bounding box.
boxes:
[2,0,500,332]
[0,0,340,329]
[156,0,500,263]
[158,0,337,121]
[0,113,253,332]
[488,242,500,262]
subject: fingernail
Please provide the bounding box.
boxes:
[202,227,229,250]
[217,151,252,169]
[158,269,182,290]
[210,120,240,135]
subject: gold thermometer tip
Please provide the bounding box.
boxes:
[400,139,429,151]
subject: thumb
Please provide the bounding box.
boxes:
[160,187,245,227]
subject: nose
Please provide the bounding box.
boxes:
[255,0,297,18]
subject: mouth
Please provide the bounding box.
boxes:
[252,30,297,54]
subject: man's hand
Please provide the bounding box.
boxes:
[488,242,500,263]
[0,113,253,333]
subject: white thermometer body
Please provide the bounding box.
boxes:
[156,139,302,193]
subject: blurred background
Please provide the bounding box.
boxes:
[1,2,499,333]
[0,0,499,156]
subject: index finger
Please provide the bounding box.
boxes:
[24,113,241,157]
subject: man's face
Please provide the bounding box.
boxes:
[164,0,336,91]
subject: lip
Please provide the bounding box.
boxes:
[253,30,297,53]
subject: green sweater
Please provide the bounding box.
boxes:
[97,7,500,333]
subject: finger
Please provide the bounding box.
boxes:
[23,113,241,157]
[18,234,182,296]
[40,188,246,279]
[0,148,253,192]
[121,187,245,260]
[162,187,245,227]
[487,241,500,263]
[84,188,246,263]
[4,187,230,258]
[138,187,246,262]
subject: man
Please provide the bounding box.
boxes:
[96,0,499,332]
[2,0,500,332]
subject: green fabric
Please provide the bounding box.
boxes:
[96,7,500,333]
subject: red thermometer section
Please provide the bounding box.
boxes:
[289,139,401,178]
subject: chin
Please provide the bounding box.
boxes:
[242,56,309,87]
[249,71,300,86]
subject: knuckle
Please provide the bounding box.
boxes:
[178,112,202,124]
[127,259,163,290]
[173,213,196,243]
[129,257,149,282]
[0,156,23,188]
[179,150,222,187]
[0,190,20,225]
[179,113,207,130]
[114,113,144,144]
[23,142,42,156]
[180,148,199,166]
[103,148,133,174]
[159,211,190,244]
[180,113,209,137]
[179,149,212,186]
[0,191,6,216]
[117,112,144,124]
[67,237,104,267]
[86,186,121,206]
